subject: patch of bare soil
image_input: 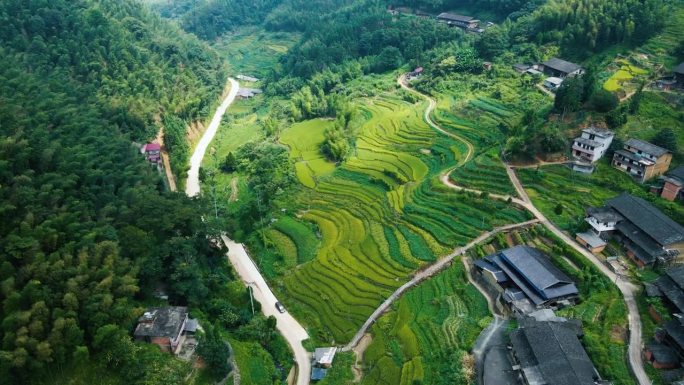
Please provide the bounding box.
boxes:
[351,334,373,383]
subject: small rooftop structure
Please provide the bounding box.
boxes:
[436,12,479,29]
[675,62,684,75]
[237,88,263,98]
[314,347,337,366]
[543,77,563,90]
[576,231,607,253]
[237,74,259,82]
[141,143,161,164]
[311,367,328,382]
[513,63,530,73]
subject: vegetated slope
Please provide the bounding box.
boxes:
[0,1,258,384]
[0,0,228,177]
[275,90,531,343]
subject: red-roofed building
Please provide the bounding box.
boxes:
[142,143,161,164]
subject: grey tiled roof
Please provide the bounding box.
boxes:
[668,165,684,182]
[607,193,684,246]
[489,246,578,305]
[587,207,623,223]
[134,306,187,338]
[511,318,597,385]
[675,62,684,75]
[543,58,582,74]
[625,138,669,157]
[655,272,684,314]
[436,12,475,22]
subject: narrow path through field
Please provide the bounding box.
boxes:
[185,78,311,385]
[399,75,650,385]
[340,218,539,352]
[229,177,239,202]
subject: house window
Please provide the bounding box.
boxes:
[617,162,622,166]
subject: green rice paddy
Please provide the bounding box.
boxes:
[271,88,531,344]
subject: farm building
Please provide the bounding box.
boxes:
[644,343,680,369]
[513,63,529,73]
[237,88,263,98]
[237,74,259,82]
[644,266,684,369]
[540,57,584,78]
[473,245,579,314]
[436,12,479,29]
[612,138,672,183]
[311,347,337,381]
[141,143,161,164]
[651,166,684,201]
[408,67,423,79]
[543,76,563,91]
[575,230,607,253]
[585,193,684,267]
[509,316,609,385]
[133,306,199,354]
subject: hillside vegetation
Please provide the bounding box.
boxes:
[0,1,289,384]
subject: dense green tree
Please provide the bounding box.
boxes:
[554,76,584,115]
[196,324,232,380]
[591,89,619,112]
[652,128,678,152]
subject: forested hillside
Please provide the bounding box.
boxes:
[0,1,287,384]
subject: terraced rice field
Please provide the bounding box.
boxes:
[280,119,336,188]
[360,263,490,385]
[603,61,648,92]
[449,148,514,196]
[273,91,530,343]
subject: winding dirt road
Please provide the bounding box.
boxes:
[185,78,311,385]
[398,74,650,385]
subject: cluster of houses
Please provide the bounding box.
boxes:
[578,193,684,268]
[473,245,612,384]
[644,265,684,382]
[513,57,585,92]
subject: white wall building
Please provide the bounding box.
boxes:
[572,127,614,163]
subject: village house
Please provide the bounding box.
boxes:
[473,245,579,315]
[407,66,423,80]
[540,57,584,78]
[141,143,161,164]
[571,126,614,163]
[543,76,563,91]
[311,347,337,382]
[583,193,684,267]
[612,138,672,183]
[509,316,611,385]
[436,12,479,30]
[133,306,198,355]
[236,74,259,82]
[651,165,684,202]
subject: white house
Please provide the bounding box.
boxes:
[543,77,563,91]
[571,127,614,163]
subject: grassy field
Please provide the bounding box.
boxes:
[470,225,634,385]
[449,147,515,195]
[280,119,337,188]
[517,162,684,231]
[213,27,300,78]
[263,83,531,345]
[230,338,280,385]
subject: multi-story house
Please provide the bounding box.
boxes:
[612,138,671,183]
[572,127,614,163]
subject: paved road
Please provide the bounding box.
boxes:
[185,78,311,385]
[400,77,650,385]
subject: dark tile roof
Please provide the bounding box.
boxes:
[489,246,578,305]
[675,62,684,75]
[134,306,187,339]
[311,367,328,381]
[668,165,684,182]
[615,221,663,264]
[656,275,684,314]
[667,265,684,288]
[510,318,598,385]
[646,342,680,364]
[543,58,582,74]
[436,12,475,22]
[663,319,684,351]
[607,193,684,246]
[625,138,669,157]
